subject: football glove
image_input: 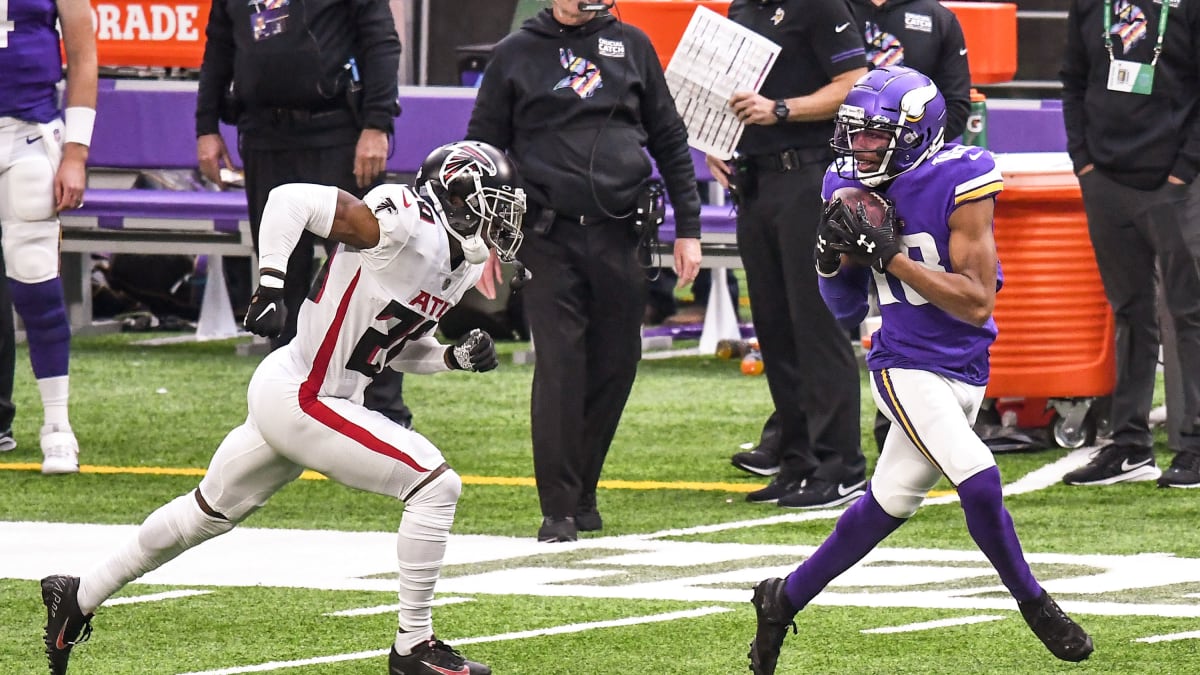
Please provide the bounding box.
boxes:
[243,269,286,338]
[445,329,498,373]
[841,201,903,272]
[815,199,854,277]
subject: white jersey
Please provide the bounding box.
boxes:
[283,184,482,401]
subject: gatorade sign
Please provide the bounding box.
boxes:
[91,0,209,68]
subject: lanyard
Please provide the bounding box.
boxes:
[1104,0,1169,66]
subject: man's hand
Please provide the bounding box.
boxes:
[355,128,389,189]
[55,144,88,212]
[244,269,286,337]
[729,92,774,125]
[841,202,903,272]
[673,237,701,288]
[445,329,498,373]
[815,201,853,277]
[705,154,733,190]
[197,134,233,187]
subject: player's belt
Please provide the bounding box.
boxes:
[746,147,833,172]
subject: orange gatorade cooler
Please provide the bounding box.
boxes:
[986,153,1115,447]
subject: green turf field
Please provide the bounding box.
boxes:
[1,332,1193,675]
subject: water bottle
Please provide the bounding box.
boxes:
[740,349,764,376]
[963,89,988,148]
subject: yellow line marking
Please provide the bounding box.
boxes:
[0,461,956,497]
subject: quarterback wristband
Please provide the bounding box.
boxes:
[64,107,96,147]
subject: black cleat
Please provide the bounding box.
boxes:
[1062,443,1160,485]
[40,575,93,675]
[745,476,805,504]
[576,493,603,532]
[777,476,865,509]
[1018,590,1094,662]
[748,577,797,675]
[537,516,578,542]
[389,639,491,675]
[1158,451,1200,488]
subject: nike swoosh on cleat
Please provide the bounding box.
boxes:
[1121,458,1152,472]
[56,622,70,650]
[835,22,850,32]
[255,303,276,321]
[420,661,469,675]
[837,481,865,497]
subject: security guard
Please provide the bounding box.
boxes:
[467,0,703,543]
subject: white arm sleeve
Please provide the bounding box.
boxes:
[258,184,338,273]
[387,336,452,374]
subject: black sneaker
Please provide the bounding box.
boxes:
[745,476,804,504]
[576,493,603,532]
[731,446,781,476]
[537,516,578,543]
[1158,451,1200,488]
[389,639,491,675]
[41,575,94,675]
[748,577,797,675]
[1017,590,1094,662]
[1062,443,1161,485]
[777,476,865,509]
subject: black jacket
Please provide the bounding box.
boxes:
[466,10,701,237]
[1061,0,1200,189]
[847,0,971,140]
[195,0,400,143]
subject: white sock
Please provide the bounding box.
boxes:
[393,471,460,655]
[37,376,70,428]
[77,492,234,615]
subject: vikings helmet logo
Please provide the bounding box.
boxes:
[554,48,604,99]
[1110,0,1148,53]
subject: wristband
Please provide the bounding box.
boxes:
[64,107,96,147]
[258,269,286,289]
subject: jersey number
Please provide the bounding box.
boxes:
[0,0,16,49]
[346,302,434,377]
[873,231,944,306]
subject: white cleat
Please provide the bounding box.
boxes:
[40,424,80,475]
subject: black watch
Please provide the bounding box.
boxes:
[773,99,789,124]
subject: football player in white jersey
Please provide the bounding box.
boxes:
[38,141,525,675]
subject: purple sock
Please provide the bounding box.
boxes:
[783,488,904,610]
[10,278,71,379]
[958,466,1042,602]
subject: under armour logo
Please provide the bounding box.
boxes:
[857,234,876,253]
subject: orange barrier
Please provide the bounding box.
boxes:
[987,164,1115,400]
[616,1,1016,84]
[90,0,210,69]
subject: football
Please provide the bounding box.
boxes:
[829,186,891,230]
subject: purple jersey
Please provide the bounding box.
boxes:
[821,143,1005,385]
[0,0,63,122]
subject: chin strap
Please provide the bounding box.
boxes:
[421,183,489,264]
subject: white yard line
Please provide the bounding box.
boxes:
[323,596,474,617]
[1135,630,1200,643]
[104,590,212,606]
[179,606,731,675]
[861,615,1007,634]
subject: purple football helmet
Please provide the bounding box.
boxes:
[830,66,946,187]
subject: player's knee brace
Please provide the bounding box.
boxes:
[401,469,462,541]
[137,492,235,562]
[2,220,61,283]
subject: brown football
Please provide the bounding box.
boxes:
[830,186,891,229]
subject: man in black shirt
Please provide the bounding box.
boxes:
[468,0,702,543]
[195,0,412,426]
[711,0,868,509]
[1060,0,1200,488]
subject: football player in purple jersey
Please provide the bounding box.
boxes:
[0,0,96,474]
[746,67,1093,675]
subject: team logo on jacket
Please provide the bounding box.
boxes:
[1110,0,1148,53]
[554,48,603,98]
[771,8,784,25]
[598,37,625,58]
[865,23,905,68]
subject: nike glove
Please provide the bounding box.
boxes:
[243,269,286,338]
[815,199,854,278]
[445,329,499,373]
[843,202,903,273]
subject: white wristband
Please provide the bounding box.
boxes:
[64,107,96,147]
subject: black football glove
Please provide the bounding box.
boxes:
[842,201,903,272]
[243,269,286,338]
[445,329,498,373]
[815,199,855,277]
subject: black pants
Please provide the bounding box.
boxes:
[1079,170,1200,452]
[0,255,15,433]
[737,162,864,482]
[239,143,410,426]
[519,216,645,519]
